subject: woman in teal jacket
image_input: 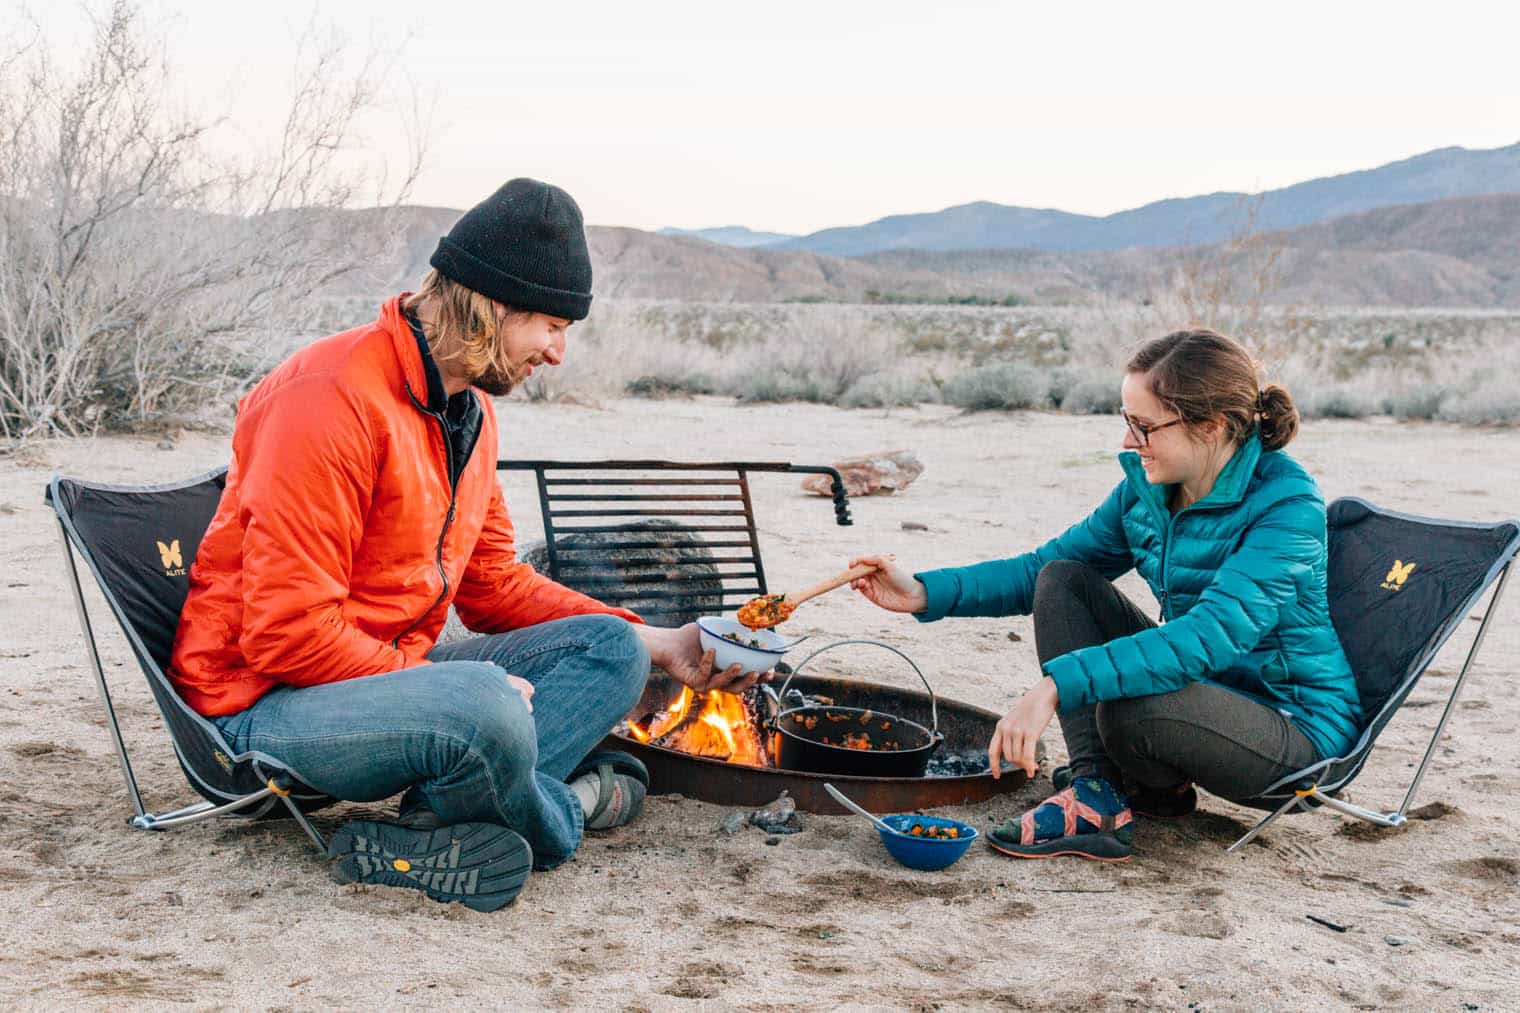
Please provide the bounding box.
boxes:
[851,329,1361,861]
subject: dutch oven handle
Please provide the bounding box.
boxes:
[775,639,939,738]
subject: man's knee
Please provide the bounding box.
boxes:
[429,662,538,769]
[578,614,650,709]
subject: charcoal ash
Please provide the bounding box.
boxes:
[924,751,993,778]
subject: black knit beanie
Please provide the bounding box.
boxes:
[429,178,593,320]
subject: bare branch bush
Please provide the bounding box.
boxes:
[0,1,424,442]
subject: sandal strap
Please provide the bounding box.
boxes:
[586,762,618,826]
[1018,786,1132,844]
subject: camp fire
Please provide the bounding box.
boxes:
[624,685,769,767]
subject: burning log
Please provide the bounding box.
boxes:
[624,685,773,767]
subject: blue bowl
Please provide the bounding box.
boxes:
[877,814,978,871]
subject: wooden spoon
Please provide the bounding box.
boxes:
[736,562,877,629]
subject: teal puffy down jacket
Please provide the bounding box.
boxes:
[915,434,1361,760]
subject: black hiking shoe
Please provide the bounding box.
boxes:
[328,820,532,912]
[1050,765,1198,820]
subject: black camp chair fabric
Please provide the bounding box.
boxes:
[1239,496,1520,810]
[47,470,330,812]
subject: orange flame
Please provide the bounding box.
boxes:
[625,685,767,766]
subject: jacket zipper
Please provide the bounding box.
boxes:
[1155,494,1228,622]
[392,382,460,650]
[1157,499,1189,622]
[1157,516,1172,622]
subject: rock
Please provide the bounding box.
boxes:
[156,438,176,451]
[519,519,723,626]
[801,450,924,498]
[901,521,929,532]
[750,791,802,834]
[1384,935,1416,947]
[1006,631,1023,642]
[764,836,780,846]
[718,811,747,836]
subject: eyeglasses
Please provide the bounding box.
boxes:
[1121,408,1184,447]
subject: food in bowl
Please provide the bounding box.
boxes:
[877,814,979,870]
[696,616,791,672]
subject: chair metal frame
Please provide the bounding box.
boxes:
[50,472,328,854]
[1227,499,1519,852]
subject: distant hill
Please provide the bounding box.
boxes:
[770,142,1520,255]
[656,225,798,248]
[860,193,1520,307]
[334,191,1520,309]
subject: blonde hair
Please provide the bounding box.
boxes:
[401,270,522,380]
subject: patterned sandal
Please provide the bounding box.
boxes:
[1050,764,1198,820]
[987,777,1134,861]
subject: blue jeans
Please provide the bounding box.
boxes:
[213,615,649,869]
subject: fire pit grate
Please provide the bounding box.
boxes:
[600,673,1033,814]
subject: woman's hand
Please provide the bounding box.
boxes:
[847,554,928,614]
[636,623,769,694]
[987,677,1060,779]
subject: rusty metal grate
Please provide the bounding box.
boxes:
[497,460,851,625]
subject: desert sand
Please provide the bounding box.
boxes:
[1,398,1517,1011]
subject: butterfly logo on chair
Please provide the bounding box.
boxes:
[1381,559,1415,591]
[156,538,186,577]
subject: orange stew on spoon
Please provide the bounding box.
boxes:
[736,594,793,630]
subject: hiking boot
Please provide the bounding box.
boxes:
[328,820,532,912]
[1050,764,1198,820]
[987,776,1134,861]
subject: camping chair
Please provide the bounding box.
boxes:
[1226,497,1520,852]
[46,469,330,853]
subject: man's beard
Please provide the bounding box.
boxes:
[473,362,517,397]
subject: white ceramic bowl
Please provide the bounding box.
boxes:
[696,616,791,672]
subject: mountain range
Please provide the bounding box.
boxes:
[345,143,1520,308]
[656,225,797,247]
[674,142,1520,257]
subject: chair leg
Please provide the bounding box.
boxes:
[1226,793,1304,853]
[57,518,146,819]
[130,786,278,830]
[279,795,329,854]
[1398,562,1511,819]
[1309,790,1407,829]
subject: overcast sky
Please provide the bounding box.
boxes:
[22,1,1520,234]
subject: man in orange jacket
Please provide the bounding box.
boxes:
[169,179,761,912]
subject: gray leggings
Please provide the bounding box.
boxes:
[1034,560,1318,802]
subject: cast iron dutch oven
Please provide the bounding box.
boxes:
[762,639,943,778]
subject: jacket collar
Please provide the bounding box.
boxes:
[1120,431,1264,518]
[379,295,431,406]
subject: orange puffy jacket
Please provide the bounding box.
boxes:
[169,296,640,717]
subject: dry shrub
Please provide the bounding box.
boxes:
[1061,378,1122,415]
[1439,382,1520,425]
[840,373,937,409]
[0,2,421,441]
[1381,384,1448,421]
[942,363,1051,412]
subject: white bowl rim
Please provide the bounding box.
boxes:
[696,615,790,655]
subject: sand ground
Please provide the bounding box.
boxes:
[1,398,1517,1011]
